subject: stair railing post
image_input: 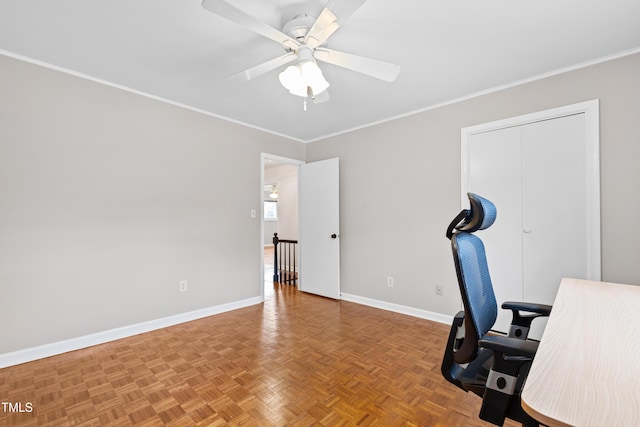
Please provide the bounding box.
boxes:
[272,233,279,283]
[293,243,296,285]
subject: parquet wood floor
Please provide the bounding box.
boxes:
[0,283,518,426]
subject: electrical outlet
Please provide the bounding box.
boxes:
[436,284,443,296]
[387,276,394,288]
[179,280,188,292]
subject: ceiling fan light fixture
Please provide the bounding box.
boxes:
[279,60,329,98]
[279,65,301,90]
[279,65,307,97]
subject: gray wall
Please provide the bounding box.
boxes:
[2,51,639,356]
[307,52,640,318]
[0,54,304,353]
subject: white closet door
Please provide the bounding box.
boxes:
[468,126,524,334]
[522,114,588,338]
[466,113,592,338]
[522,114,588,301]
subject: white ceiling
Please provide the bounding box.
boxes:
[1,0,639,142]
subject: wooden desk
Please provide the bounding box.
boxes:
[521,278,640,426]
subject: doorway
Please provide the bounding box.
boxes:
[261,154,303,300]
[260,154,342,301]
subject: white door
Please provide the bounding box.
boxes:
[299,158,340,299]
[468,126,524,333]
[464,104,600,339]
[521,115,588,303]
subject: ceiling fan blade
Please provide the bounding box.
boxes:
[228,52,297,81]
[201,0,300,50]
[314,48,401,82]
[312,90,330,104]
[304,0,368,48]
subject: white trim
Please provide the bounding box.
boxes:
[460,99,601,281]
[0,50,305,144]
[306,48,640,143]
[0,297,262,369]
[3,47,638,144]
[261,153,306,167]
[460,99,600,136]
[341,293,453,325]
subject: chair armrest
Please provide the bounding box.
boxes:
[501,301,552,338]
[502,301,552,316]
[479,335,538,359]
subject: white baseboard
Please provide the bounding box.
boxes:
[0,296,262,369]
[340,293,453,325]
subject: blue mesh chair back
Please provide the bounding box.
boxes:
[454,233,497,338]
[448,193,498,363]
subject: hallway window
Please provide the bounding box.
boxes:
[264,200,278,221]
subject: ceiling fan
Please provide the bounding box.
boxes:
[201,0,401,104]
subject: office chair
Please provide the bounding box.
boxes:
[441,193,552,426]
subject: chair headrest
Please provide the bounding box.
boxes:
[446,193,497,239]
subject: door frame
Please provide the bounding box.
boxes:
[260,153,305,302]
[460,99,601,281]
